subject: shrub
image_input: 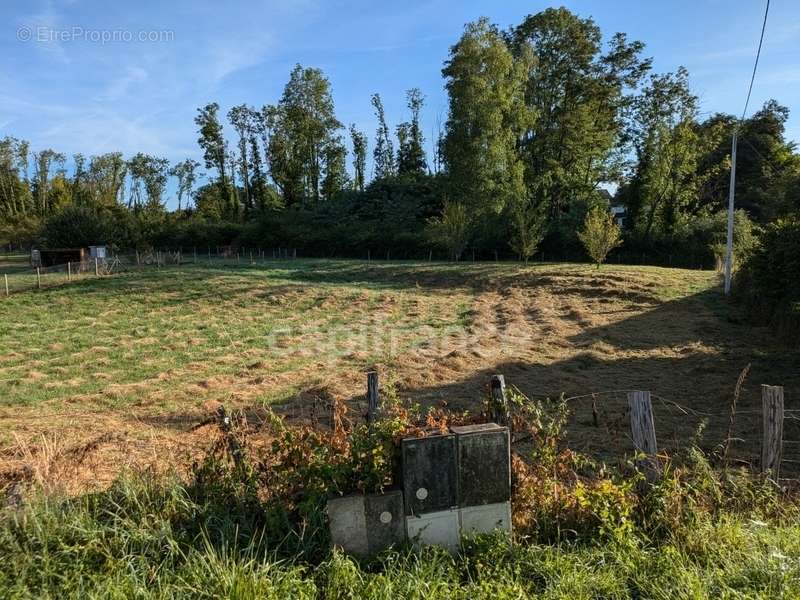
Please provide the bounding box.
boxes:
[578,206,622,268]
[427,200,470,260]
[736,216,800,342]
[42,205,118,248]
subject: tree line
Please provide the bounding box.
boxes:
[1,7,798,268]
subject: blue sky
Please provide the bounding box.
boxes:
[2,0,798,207]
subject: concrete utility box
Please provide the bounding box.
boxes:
[451,423,510,507]
[459,501,512,536]
[406,508,460,553]
[401,431,457,515]
[365,490,406,553]
[328,495,368,556]
[328,491,406,556]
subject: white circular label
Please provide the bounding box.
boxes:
[416,487,428,500]
[379,511,392,524]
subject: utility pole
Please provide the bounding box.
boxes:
[726,0,769,295]
[724,130,738,295]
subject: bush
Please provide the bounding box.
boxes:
[736,216,800,342]
[42,205,123,248]
[3,393,800,597]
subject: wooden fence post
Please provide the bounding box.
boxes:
[36,267,41,289]
[367,371,380,424]
[67,262,71,282]
[489,374,510,426]
[628,391,657,457]
[4,274,8,297]
[94,258,99,276]
[761,385,784,479]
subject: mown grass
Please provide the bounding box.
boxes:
[3,258,800,493]
[2,259,800,598]
[0,260,476,409]
[0,258,717,410]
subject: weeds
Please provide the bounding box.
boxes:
[2,358,800,596]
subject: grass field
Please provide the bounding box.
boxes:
[1,258,799,491]
[3,258,800,598]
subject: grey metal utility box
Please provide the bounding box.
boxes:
[401,431,457,515]
[451,423,510,507]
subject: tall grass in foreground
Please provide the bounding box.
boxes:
[1,473,799,599]
[3,397,800,598]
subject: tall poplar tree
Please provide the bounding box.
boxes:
[349,125,368,191]
[397,88,427,177]
[264,65,343,205]
[371,93,395,180]
[442,18,540,258]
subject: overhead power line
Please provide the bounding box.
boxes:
[740,0,770,122]
[724,0,770,296]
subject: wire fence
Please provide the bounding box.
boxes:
[0,247,306,297]
[540,385,798,483]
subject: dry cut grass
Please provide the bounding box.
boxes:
[1,258,798,493]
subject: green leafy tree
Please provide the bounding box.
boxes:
[442,18,543,257]
[322,136,349,201]
[127,153,170,212]
[396,88,427,177]
[508,8,651,219]
[349,125,368,191]
[428,199,469,260]
[264,65,344,205]
[442,18,532,220]
[509,194,547,262]
[227,105,255,214]
[0,136,31,219]
[371,93,395,180]
[31,149,66,216]
[169,159,201,212]
[578,205,622,267]
[85,153,127,207]
[195,103,237,219]
[624,68,703,238]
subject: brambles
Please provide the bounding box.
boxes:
[4,394,800,597]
